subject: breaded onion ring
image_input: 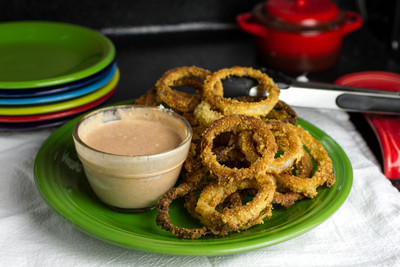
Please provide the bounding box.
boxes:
[183,140,203,174]
[134,88,158,107]
[295,148,314,178]
[266,100,298,125]
[184,184,244,230]
[181,111,199,127]
[201,115,277,183]
[182,164,211,185]
[194,175,275,235]
[237,130,261,164]
[155,66,211,112]
[265,121,304,173]
[156,182,210,239]
[231,97,297,125]
[272,190,304,209]
[202,66,280,116]
[237,120,304,174]
[193,100,223,127]
[274,125,335,198]
[150,65,336,239]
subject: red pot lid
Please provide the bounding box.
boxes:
[265,0,339,26]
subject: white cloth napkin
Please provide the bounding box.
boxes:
[1,108,400,267]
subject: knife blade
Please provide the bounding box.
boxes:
[222,70,400,115]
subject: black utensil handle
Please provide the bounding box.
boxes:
[336,94,400,114]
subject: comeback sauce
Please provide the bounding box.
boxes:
[84,120,182,156]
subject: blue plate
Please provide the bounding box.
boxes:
[0,62,115,98]
[0,64,117,105]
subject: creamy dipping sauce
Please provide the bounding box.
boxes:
[72,105,192,211]
[83,120,182,156]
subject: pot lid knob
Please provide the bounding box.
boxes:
[265,0,339,25]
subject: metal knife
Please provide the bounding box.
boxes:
[222,69,400,115]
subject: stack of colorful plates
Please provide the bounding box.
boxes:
[0,21,119,131]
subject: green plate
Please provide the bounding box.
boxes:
[0,69,119,115]
[34,109,352,256]
[0,21,115,89]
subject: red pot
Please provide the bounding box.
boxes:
[236,0,363,72]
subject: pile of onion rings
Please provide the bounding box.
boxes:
[135,66,335,239]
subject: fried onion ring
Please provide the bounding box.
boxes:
[155,66,211,112]
[265,121,304,173]
[274,125,335,198]
[194,174,275,235]
[295,148,314,178]
[237,120,304,174]
[156,182,210,239]
[134,88,158,107]
[184,183,245,231]
[202,66,280,116]
[237,130,261,164]
[151,65,336,239]
[272,190,304,209]
[201,115,277,183]
[266,100,298,125]
[193,100,223,127]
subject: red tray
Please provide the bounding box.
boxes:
[335,71,400,179]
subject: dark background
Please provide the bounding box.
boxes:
[1,0,399,99]
[1,0,399,186]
